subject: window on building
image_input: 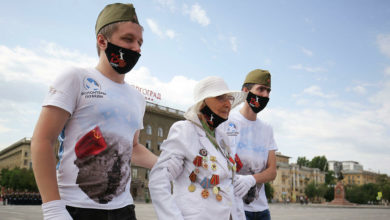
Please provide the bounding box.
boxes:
[157,142,162,151]
[145,140,152,151]
[24,152,28,157]
[158,127,163,137]
[24,159,28,166]
[132,168,138,179]
[146,125,152,135]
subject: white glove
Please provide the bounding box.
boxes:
[42,200,73,220]
[234,175,256,198]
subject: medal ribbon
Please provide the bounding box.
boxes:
[189,119,236,181]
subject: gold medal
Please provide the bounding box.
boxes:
[211,163,217,171]
[212,186,219,195]
[188,184,196,192]
[210,156,217,162]
[216,194,222,201]
[201,189,209,199]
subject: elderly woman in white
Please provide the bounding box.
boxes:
[149,76,253,220]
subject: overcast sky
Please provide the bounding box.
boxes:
[1,0,390,175]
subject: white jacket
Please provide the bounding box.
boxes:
[149,119,245,220]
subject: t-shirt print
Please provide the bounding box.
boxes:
[74,126,132,204]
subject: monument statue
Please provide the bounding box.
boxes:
[329,162,352,205]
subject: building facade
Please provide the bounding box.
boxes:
[328,160,380,186]
[0,138,32,170]
[130,102,184,201]
[342,170,379,185]
[272,153,325,202]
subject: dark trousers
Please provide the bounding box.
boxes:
[66,204,137,220]
[245,209,271,220]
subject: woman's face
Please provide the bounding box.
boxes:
[204,94,234,119]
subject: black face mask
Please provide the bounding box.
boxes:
[200,104,227,129]
[105,42,141,74]
[246,91,269,113]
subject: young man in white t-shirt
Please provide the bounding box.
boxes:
[228,69,278,220]
[31,3,157,220]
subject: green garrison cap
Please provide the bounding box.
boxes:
[95,3,139,37]
[244,69,271,87]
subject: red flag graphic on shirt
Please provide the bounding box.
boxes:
[75,126,107,158]
[235,154,243,173]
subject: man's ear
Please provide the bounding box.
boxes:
[97,34,107,52]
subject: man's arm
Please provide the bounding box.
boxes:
[31,106,70,203]
[131,130,158,169]
[253,150,277,183]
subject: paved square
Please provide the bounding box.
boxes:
[0,203,389,220]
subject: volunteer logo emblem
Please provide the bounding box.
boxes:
[227,122,239,136]
[82,77,106,99]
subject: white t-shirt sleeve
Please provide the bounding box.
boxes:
[267,125,278,152]
[43,68,81,115]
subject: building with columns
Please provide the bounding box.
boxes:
[272,152,325,202]
[0,138,33,170]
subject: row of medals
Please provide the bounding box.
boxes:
[188,148,237,201]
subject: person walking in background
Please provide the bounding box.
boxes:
[225,69,278,220]
[31,3,157,220]
[149,76,247,220]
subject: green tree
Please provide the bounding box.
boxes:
[265,182,274,201]
[297,157,310,167]
[375,174,390,201]
[345,184,366,204]
[362,183,379,203]
[376,174,388,186]
[325,170,336,185]
[345,183,380,204]
[0,168,11,187]
[309,156,328,172]
[304,181,317,201]
[9,168,22,190]
[316,183,328,199]
[381,183,390,201]
[324,184,334,202]
[0,167,38,192]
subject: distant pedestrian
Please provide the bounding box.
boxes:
[1,194,5,205]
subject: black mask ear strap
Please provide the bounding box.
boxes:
[200,104,227,128]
